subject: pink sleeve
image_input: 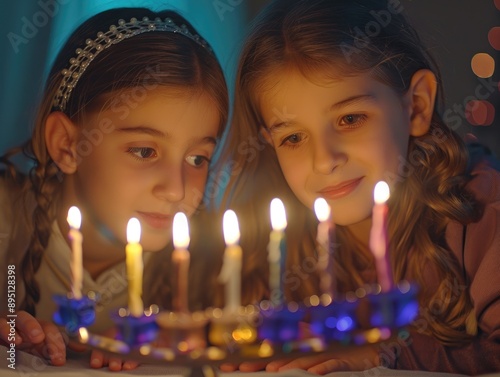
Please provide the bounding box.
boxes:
[392,331,500,373]
[392,163,500,373]
[463,162,500,340]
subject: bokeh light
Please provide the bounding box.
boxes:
[471,53,495,78]
[465,100,495,126]
[488,27,500,50]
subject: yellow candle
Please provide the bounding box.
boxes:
[369,181,393,292]
[126,217,143,317]
[67,206,83,299]
[219,209,242,312]
[172,212,190,313]
[314,198,335,297]
[268,198,287,305]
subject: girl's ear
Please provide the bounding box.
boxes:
[406,69,437,137]
[45,112,79,174]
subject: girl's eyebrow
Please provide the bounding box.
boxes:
[198,136,217,146]
[268,121,298,133]
[115,125,217,145]
[268,94,377,132]
[330,94,377,111]
[116,125,167,138]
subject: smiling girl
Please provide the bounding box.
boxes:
[217,0,500,374]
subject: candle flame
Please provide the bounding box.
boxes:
[270,198,287,231]
[314,198,331,222]
[67,206,82,229]
[173,212,190,249]
[127,217,141,243]
[223,209,240,245]
[374,181,390,204]
[78,327,89,343]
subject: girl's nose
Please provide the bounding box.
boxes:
[153,164,185,203]
[312,139,347,175]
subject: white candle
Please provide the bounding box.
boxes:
[369,181,393,292]
[126,218,144,317]
[172,212,190,313]
[268,198,287,305]
[67,206,83,299]
[219,209,242,313]
[314,198,335,297]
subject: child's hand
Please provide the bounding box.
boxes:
[0,310,66,365]
[264,345,380,374]
[89,350,139,371]
[219,361,269,372]
[220,345,380,374]
[88,327,139,371]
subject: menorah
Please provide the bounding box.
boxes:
[53,184,418,376]
[53,281,418,376]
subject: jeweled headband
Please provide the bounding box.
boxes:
[52,16,212,112]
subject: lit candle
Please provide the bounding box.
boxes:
[126,218,144,317]
[314,198,335,297]
[268,198,287,305]
[219,209,242,313]
[172,212,190,313]
[369,181,394,292]
[67,206,83,299]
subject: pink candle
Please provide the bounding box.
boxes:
[314,198,335,298]
[369,181,394,292]
[172,212,190,313]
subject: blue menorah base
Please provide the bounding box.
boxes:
[257,302,305,342]
[367,282,419,328]
[52,294,96,334]
[310,300,359,343]
[112,309,159,347]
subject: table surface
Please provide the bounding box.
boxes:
[1,346,499,377]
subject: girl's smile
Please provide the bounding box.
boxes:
[317,176,364,201]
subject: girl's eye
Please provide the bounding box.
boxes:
[185,155,210,167]
[338,114,367,129]
[127,147,157,160]
[279,133,305,149]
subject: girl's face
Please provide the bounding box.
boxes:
[259,70,412,226]
[66,86,220,252]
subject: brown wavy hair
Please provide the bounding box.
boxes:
[216,0,481,345]
[1,7,228,316]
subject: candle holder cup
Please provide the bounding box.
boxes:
[112,307,159,347]
[309,296,359,343]
[257,301,305,343]
[207,305,258,349]
[367,281,419,329]
[155,310,209,353]
[52,294,96,334]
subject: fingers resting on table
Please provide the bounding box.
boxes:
[90,350,139,371]
[1,310,67,365]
